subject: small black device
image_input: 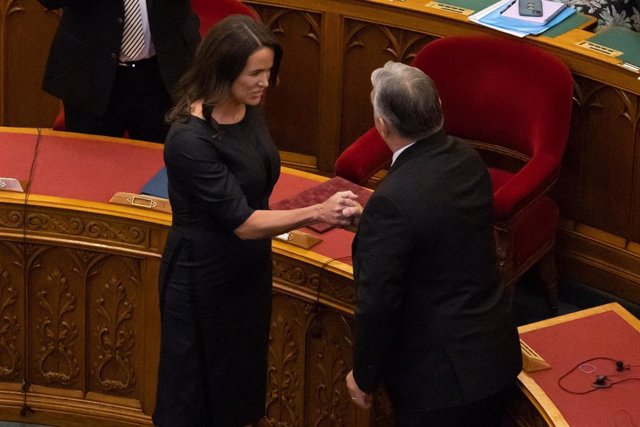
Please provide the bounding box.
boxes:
[592,375,612,388]
[518,0,543,16]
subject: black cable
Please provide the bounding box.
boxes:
[557,356,640,395]
[308,254,353,338]
[19,128,42,417]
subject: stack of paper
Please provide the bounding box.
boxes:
[469,0,575,37]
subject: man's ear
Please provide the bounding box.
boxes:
[375,116,389,139]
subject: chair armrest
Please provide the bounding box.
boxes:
[335,127,392,186]
[493,154,559,220]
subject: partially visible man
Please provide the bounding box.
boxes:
[38,0,200,143]
[344,61,522,427]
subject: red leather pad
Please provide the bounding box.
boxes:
[271,176,371,233]
[521,311,640,426]
[271,173,356,265]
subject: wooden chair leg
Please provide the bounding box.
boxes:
[538,249,558,315]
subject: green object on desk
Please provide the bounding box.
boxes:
[439,0,497,12]
[588,26,640,67]
[541,13,591,37]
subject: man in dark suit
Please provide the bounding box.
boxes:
[344,61,522,426]
[38,0,200,142]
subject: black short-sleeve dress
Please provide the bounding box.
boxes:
[153,106,280,427]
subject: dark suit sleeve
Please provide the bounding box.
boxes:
[353,194,413,394]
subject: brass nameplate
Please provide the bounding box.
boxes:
[520,339,551,373]
[274,230,322,249]
[109,192,171,213]
[0,177,24,193]
[425,1,474,15]
[575,40,623,58]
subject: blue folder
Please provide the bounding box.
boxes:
[480,2,576,35]
[141,167,169,199]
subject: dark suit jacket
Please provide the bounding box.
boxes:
[352,130,522,414]
[39,0,200,116]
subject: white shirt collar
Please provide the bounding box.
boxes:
[391,141,417,165]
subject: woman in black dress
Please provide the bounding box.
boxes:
[152,15,357,427]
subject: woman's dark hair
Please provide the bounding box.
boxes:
[166,14,282,123]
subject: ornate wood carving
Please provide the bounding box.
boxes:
[575,82,636,238]
[305,311,353,426]
[0,242,22,380]
[26,212,146,245]
[340,20,434,153]
[92,275,136,393]
[265,294,306,426]
[272,255,355,308]
[254,5,323,162]
[86,254,141,398]
[33,264,80,386]
[0,207,23,229]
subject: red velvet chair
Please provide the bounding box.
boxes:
[52,0,258,132]
[191,0,259,37]
[335,36,574,312]
[51,106,66,131]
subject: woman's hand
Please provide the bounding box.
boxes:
[317,191,359,226]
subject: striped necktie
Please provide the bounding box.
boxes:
[121,0,145,59]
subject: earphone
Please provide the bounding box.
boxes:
[557,357,640,395]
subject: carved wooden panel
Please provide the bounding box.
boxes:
[265,293,308,426]
[87,255,141,398]
[22,242,148,407]
[25,209,149,249]
[28,245,84,390]
[304,309,355,426]
[268,252,395,426]
[1,0,60,127]
[552,77,582,222]
[573,81,636,238]
[0,241,24,383]
[252,5,323,160]
[340,20,434,154]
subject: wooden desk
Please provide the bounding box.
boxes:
[0,127,375,426]
[4,127,638,426]
[5,0,640,322]
[511,303,640,427]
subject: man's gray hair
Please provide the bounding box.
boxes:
[371,61,444,141]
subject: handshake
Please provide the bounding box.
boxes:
[319,190,363,230]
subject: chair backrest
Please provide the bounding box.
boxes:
[412,36,573,168]
[335,36,574,188]
[191,0,259,37]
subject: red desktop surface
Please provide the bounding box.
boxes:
[0,130,39,183]
[520,310,640,426]
[270,172,355,266]
[1,129,355,266]
[0,129,165,203]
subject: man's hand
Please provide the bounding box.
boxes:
[341,203,363,232]
[346,370,372,409]
[319,191,358,227]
